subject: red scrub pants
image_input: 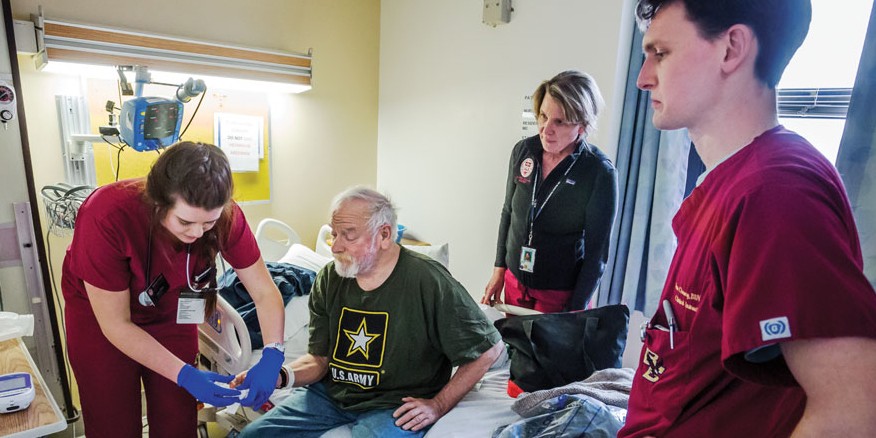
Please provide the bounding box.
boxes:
[66,305,199,438]
[503,269,572,313]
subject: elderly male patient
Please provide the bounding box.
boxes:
[237,186,503,437]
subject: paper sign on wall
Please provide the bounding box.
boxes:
[522,95,537,140]
[214,113,264,172]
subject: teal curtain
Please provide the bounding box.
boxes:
[835,0,876,287]
[604,2,876,312]
[599,23,692,316]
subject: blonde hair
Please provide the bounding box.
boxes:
[532,70,605,136]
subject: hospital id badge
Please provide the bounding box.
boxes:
[519,246,536,273]
[177,290,205,324]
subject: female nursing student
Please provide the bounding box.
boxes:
[482,70,618,313]
[62,142,286,437]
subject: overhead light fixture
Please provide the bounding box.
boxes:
[41,61,311,94]
[27,11,312,93]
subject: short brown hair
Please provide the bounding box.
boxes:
[635,0,811,88]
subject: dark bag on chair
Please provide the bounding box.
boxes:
[494,304,629,393]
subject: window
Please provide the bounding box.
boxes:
[777,0,873,163]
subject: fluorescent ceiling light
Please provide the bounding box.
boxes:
[42,61,311,94]
[34,18,312,94]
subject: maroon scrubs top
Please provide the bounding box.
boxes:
[621,127,876,437]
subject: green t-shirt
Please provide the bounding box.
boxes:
[308,247,501,411]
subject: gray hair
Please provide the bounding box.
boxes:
[532,70,605,137]
[330,186,398,238]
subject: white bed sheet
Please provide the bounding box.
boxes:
[244,294,311,368]
[424,364,522,437]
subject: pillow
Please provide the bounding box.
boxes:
[404,243,450,269]
[278,243,332,272]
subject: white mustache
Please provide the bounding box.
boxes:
[334,254,353,264]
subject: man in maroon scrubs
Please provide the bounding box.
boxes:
[620,1,876,437]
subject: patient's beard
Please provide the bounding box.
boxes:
[333,236,379,278]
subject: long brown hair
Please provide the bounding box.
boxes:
[144,141,234,315]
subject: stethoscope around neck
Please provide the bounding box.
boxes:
[137,224,220,307]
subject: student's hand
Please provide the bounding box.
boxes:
[237,347,284,408]
[393,396,444,431]
[176,364,241,407]
[482,267,506,306]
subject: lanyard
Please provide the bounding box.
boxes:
[527,146,582,245]
[143,225,153,289]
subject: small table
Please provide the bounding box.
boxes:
[0,338,66,437]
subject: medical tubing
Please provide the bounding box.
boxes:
[240,346,285,407]
[40,184,93,233]
[176,364,240,407]
[179,85,207,139]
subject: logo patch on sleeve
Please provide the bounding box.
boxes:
[759,316,791,341]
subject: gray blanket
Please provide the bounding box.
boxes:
[512,367,635,416]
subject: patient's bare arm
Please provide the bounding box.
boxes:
[392,341,504,432]
[285,353,329,387]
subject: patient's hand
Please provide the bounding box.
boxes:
[229,372,247,389]
[230,370,284,389]
[393,396,445,432]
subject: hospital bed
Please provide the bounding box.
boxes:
[197,219,523,437]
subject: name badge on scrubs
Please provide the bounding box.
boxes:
[177,290,206,324]
[519,246,536,273]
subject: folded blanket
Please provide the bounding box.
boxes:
[512,367,634,416]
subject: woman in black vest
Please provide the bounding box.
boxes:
[482,71,618,312]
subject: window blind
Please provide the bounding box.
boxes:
[777,87,851,119]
